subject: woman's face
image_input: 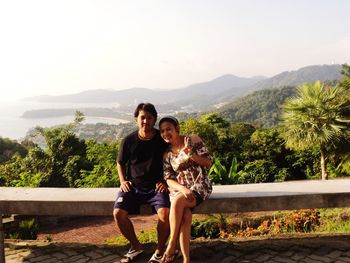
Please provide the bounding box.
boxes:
[160,121,179,144]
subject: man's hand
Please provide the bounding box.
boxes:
[120,181,132,192]
[155,181,168,193]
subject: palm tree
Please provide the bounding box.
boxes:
[280,81,350,180]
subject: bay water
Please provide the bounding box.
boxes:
[0,101,126,140]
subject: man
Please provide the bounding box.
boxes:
[113,103,170,263]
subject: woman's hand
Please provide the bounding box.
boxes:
[182,136,193,157]
[181,187,195,201]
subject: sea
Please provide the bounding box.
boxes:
[0,101,127,140]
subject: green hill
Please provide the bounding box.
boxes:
[217,86,297,128]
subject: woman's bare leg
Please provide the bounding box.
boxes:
[179,208,192,263]
[165,194,195,257]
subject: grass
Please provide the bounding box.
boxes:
[315,208,350,233]
[105,208,350,245]
[105,228,158,245]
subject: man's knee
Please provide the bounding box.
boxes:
[113,208,128,223]
[157,207,170,223]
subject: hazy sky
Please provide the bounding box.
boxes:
[1,0,349,101]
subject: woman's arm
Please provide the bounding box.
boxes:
[184,135,212,168]
[166,177,195,200]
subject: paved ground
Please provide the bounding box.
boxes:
[5,233,350,262]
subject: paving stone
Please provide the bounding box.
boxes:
[64,254,88,262]
[97,254,121,262]
[271,256,295,263]
[4,235,350,263]
[326,250,344,258]
[291,253,307,261]
[51,252,69,259]
[303,257,325,263]
[254,254,273,262]
[29,254,52,262]
[337,258,350,263]
[308,254,333,262]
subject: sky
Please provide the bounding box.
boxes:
[0,0,350,102]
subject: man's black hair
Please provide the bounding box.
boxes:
[134,103,157,119]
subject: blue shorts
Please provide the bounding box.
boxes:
[114,188,170,214]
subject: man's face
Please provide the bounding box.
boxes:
[136,110,156,133]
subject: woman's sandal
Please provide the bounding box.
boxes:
[161,250,179,263]
[120,248,144,263]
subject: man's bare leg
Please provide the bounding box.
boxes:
[113,208,142,250]
[155,207,170,255]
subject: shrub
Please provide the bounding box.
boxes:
[18,218,39,240]
[270,209,320,234]
[191,219,220,239]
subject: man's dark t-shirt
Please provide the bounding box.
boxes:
[117,129,168,190]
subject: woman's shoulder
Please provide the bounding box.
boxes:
[187,134,202,144]
[162,147,172,159]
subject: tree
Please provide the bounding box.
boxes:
[31,111,90,187]
[280,81,350,180]
[237,159,278,183]
[180,117,219,155]
[76,140,119,187]
[0,137,28,163]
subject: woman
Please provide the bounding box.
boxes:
[159,116,212,263]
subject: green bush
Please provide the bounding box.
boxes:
[191,219,220,239]
[19,219,39,240]
[237,159,277,183]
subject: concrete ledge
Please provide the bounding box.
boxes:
[1,178,350,216]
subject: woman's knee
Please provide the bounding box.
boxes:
[182,209,192,224]
[172,194,195,208]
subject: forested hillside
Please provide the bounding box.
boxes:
[217,86,296,128]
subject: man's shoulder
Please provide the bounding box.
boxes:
[123,130,138,142]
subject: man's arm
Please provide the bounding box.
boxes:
[117,162,132,192]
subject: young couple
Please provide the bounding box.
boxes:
[113,103,212,263]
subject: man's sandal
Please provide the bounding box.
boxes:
[148,252,163,263]
[120,248,144,263]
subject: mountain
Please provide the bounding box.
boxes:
[23,74,263,107]
[22,64,343,118]
[215,65,343,128]
[248,64,342,91]
[23,88,156,104]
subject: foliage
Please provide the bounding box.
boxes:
[180,116,220,155]
[236,159,278,183]
[7,232,20,239]
[77,140,120,187]
[31,113,90,187]
[209,157,238,185]
[280,81,350,179]
[0,137,28,164]
[105,228,158,245]
[316,208,350,233]
[0,112,121,188]
[218,86,297,128]
[191,210,321,239]
[191,218,220,239]
[18,219,39,240]
[269,209,320,234]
